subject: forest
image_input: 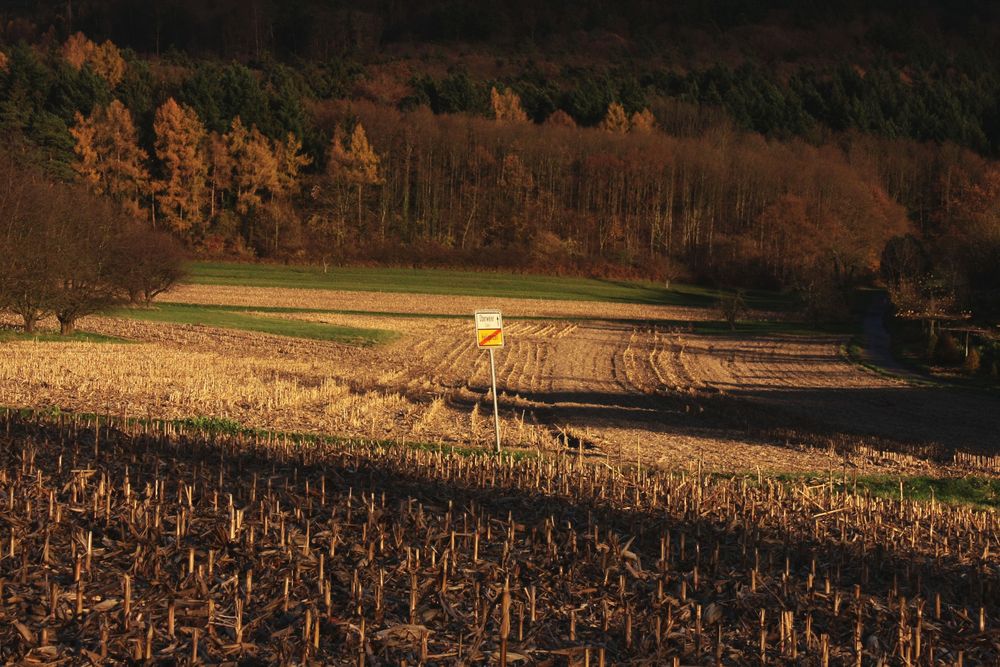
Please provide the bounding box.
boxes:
[0,0,998,329]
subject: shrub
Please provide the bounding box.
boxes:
[717,290,748,330]
[934,332,964,366]
[963,346,981,375]
[925,332,938,361]
[981,342,1000,380]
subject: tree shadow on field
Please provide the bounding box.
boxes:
[452,380,1000,458]
[4,416,997,662]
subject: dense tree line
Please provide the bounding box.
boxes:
[306,101,908,304]
[5,2,1000,157]
[0,155,183,334]
[1,28,999,325]
[7,1,999,62]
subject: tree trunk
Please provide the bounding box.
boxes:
[58,317,75,336]
[357,184,364,228]
[22,314,37,334]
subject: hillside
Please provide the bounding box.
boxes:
[0,0,998,334]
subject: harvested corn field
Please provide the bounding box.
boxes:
[1,283,998,475]
[0,412,996,664]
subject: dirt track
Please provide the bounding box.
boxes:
[2,287,997,473]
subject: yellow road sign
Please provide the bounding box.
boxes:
[474,310,505,348]
[477,328,503,347]
[474,309,504,452]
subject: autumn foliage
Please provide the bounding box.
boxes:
[491,87,529,123]
[70,100,150,217]
[61,32,125,86]
[154,98,208,234]
[2,27,998,323]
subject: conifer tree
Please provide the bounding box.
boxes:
[62,33,125,87]
[226,117,279,214]
[154,98,208,235]
[206,131,233,219]
[275,132,312,197]
[70,99,149,217]
[600,102,630,133]
[630,108,656,133]
[491,86,529,123]
[328,123,382,226]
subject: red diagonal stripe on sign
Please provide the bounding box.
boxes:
[479,329,502,345]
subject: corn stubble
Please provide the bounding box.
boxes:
[0,411,996,665]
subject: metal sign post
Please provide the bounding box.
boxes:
[487,347,501,453]
[474,310,504,453]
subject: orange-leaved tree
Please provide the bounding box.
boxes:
[154,98,208,236]
[601,102,630,134]
[275,132,312,197]
[70,99,149,218]
[545,109,577,128]
[327,122,382,227]
[630,108,656,133]
[62,32,126,87]
[226,117,279,215]
[491,86,529,123]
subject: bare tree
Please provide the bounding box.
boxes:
[0,162,60,332]
[48,187,129,335]
[111,228,186,305]
[1,159,185,335]
[717,290,748,330]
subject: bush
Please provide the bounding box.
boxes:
[982,342,1000,380]
[933,332,964,366]
[717,290,748,330]
[925,332,939,361]
[963,346,981,375]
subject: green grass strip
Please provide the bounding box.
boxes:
[112,302,397,346]
[185,261,793,311]
[768,472,1000,509]
[0,330,127,344]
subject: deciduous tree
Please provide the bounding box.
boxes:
[327,122,382,226]
[227,117,279,215]
[154,98,208,235]
[491,86,529,123]
[0,159,59,332]
[62,32,126,87]
[49,189,130,335]
[600,102,630,133]
[62,32,94,70]
[630,108,656,133]
[70,99,149,217]
[1,156,182,335]
[544,109,577,128]
[274,132,311,197]
[89,40,126,88]
[111,228,186,305]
